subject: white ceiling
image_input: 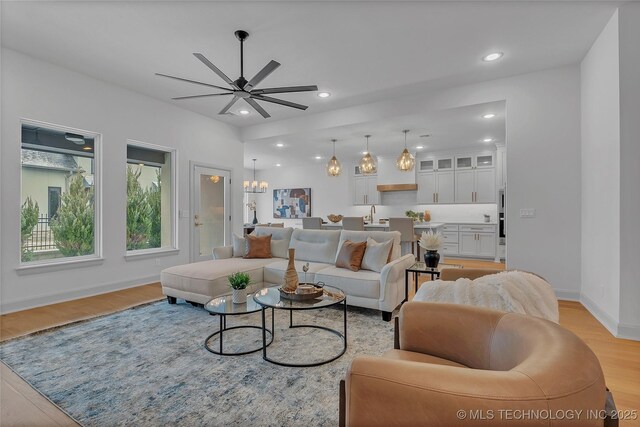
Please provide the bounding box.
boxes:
[1,1,617,127]
[244,101,506,169]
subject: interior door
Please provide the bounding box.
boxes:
[192,164,231,262]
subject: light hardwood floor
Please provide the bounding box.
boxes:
[1,263,639,426]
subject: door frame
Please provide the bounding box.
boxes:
[189,161,233,263]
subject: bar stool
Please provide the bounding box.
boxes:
[302,217,322,229]
[342,217,365,231]
[389,217,420,260]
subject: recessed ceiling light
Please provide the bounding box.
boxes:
[276,163,281,167]
[416,145,424,150]
[482,52,503,62]
[482,113,496,119]
[483,138,494,143]
[238,109,251,115]
[276,143,284,147]
[362,151,368,155]
[315,156,322,160]
[317,92,331,98]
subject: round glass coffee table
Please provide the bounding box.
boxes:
[204,294,274,356]
[253,285,347,367]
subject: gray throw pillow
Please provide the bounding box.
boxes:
[361,237,394,272]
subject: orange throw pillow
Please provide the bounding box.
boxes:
[335,240,367,272]
[244,234,272,259]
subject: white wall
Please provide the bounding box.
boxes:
[244,65,583,299]
[580,11,621,326]
[0,48,244,313]
[250,162,497,228]
[618,3,640,337]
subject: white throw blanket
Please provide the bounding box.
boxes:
[413,270,559,323]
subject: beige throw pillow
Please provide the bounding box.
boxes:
[232,233,246,257]
[361,237,394,273]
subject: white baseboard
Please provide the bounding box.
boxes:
[579,293,640,341]
[0,275,161,314]
[555,289,581,301]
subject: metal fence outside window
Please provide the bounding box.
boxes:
[24,214,56,252]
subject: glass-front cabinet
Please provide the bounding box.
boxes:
[436,157,454,171]
[476,154,494,168]
[418,159,434,172]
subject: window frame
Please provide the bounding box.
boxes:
[124,139,178,259]
[17,118,103,271]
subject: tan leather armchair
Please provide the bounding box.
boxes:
[340,302,617,426]
[440,267,501,281]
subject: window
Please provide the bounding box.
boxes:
[20,122,100,264]
[126,141,176,253]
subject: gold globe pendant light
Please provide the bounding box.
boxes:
[326,138,342,177]
[359,135,377,174]
[397,129,415,172]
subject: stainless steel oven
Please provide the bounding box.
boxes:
[498,190,505,239]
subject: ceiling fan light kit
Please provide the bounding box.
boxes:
[326,138,341,177]
[396,129,415,172]
[359,135,377,175]
[157,30,319,119]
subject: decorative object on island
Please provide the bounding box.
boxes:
[244,159,268,193]
[228,271,251,304]
[359,135,377,175]
[246,200,258,224]
[419,230,442,268]
[326,139,342,177]
[327,214,343,223]
[156,29,318,119]
[273,188,311,218]
[282,248,299,292]
[424,210,431,222]
[405,210,419,221]
[396,129,415,172]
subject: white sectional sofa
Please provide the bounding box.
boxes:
[160,227,416,320]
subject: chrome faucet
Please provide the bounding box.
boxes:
[370,204,376,223]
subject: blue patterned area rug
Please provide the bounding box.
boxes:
[0,301,394,426]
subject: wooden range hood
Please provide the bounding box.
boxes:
[376,183,418,192]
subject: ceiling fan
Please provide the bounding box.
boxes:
[156,30,318,118]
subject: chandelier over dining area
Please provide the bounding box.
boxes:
[244,159,268,193]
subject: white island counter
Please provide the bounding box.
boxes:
[321,222,445,232]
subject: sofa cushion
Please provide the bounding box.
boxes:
[335,240,367,272]
[263,260,332,285]
[160,258,275,299]
[232,233,246,257]
[361,237,394,273]
[251,227,294,259]
[338,230,402,261]
[289,229,341,264]
[315,266,380,299]
[244,234,272,258]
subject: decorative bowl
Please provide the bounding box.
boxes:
[327,214,343,223]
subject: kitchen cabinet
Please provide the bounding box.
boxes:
[353,175,379,205]
[416,170,454,204]
[455,168,496,203]
[440,223,496,259]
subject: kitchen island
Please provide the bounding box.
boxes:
[321,222,446,232]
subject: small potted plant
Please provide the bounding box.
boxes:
[228,271,251,304]
[419,230,442,268]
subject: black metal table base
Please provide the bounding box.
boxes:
[205,308,274,356]
[260,299,348,367]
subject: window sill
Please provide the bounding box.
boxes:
[125,248,180,261]
[16,256,105,275]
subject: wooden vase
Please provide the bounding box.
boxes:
[282,248,299,292]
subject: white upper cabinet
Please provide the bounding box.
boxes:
[436,171,455,204]
[416,172,436,204]
[418,159,434,172]
[353,175,378,205]
[455,156,473,170]
[475,168,496,203]
[476,154,494,168]
[454,169,475,203]
[436,157,454,171]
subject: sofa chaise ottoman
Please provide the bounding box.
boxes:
[160,227,416,320]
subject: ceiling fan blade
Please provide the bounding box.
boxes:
[219,96,240,115]
[244,98,271,119]
[155,73,232,91]
[172,93,233,100]
[251,94,308,110]
[251,85,318,95]
[244,60,281,91]
[193,53,239,89]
